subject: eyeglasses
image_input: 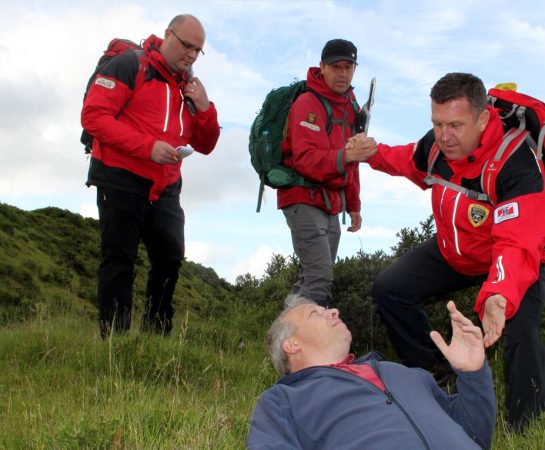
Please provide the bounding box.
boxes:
[168,29,205,56]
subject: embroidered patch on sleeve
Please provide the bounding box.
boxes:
[299,121,321,132]
[95,77,116,89]
[468,204,489,227]
[494,202,519,224]
[307,113,317,124]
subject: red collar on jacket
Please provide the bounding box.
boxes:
[446,106,504,179]
[329,354,385,390]
[305,66,357,107]
[142,34,189,88]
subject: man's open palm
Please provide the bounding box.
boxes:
[430,301,485,372]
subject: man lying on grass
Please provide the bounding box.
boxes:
[247,296,495,450]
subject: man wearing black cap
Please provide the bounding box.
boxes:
[277,39,376,308]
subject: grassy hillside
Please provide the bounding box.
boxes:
[0,202,279,448]
[1,202,545,448]
[0,202,235,326]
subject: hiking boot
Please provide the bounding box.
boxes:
[99,310,131,339]
[141,314,173,336]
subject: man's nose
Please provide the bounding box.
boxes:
[328,308,339,318]
[439,126,450,142]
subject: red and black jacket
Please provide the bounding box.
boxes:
[81,34,220,201]
[277,67,361,215]
[368,107,545,319]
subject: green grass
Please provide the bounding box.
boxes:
[1,306,545,449]
[0,303,277,449]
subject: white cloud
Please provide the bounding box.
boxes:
[2,0,545,282]
[80,202,98,219]
[228,244,281,282]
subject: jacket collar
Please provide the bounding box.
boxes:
[143,34,189,86]
[305,66,356,106]
[276,351,383,385]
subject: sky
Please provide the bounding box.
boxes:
[1,0,544,283]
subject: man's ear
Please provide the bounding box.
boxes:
[478,108,490,132]
[282,337,301,355]
[319,61,325,76]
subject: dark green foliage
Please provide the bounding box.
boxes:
[390,215,436,257]
[390,215,480,339]
[234,253,297,308]
[333,250,397,358]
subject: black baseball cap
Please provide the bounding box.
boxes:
[321,39,358,65]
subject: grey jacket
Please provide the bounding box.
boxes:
[248,352,495,450]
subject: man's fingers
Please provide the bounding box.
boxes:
[430,330,448,355]
[483,326,501,348]
[484,333,498,348]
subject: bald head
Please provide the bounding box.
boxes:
[161,14,206,74]
[168,14,205,38]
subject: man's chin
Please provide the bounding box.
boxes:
[438,146,462,161]
[175,62,192,74]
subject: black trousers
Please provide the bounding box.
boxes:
[96,187,184,336]
[373,238,545,430]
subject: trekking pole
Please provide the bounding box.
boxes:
[364,77,376,134]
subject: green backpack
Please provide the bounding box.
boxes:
[249,80,363,212]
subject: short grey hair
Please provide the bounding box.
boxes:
[267,295,316,376]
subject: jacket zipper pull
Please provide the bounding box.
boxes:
[385,389,393,404]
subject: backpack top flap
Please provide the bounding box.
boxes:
[488,87,545,157]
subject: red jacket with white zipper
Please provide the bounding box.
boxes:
[81,34,220,201]
[368,107,545,319]
[277,67,361,215]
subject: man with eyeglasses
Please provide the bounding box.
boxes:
[81,14,220,338]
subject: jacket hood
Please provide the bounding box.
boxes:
[142,34,188,86]
[305,66,356,106]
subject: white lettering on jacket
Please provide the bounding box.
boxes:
[299,121,321,132]
[494,202,519,224]
[95,77,115,89]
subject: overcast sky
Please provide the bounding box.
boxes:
[1,0,544,282]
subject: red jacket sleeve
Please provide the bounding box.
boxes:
[189,103,220,155]
[476,191,545,319]
[81,71,156,160]
[367,142,430,190]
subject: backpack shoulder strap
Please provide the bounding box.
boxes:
[423,143,491,202]
[350,98,365,134]
[481,128,531,205]
[426,143,441,177]
[132,49,151,91]
[304,88,364,136]
[305,88,334,134]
